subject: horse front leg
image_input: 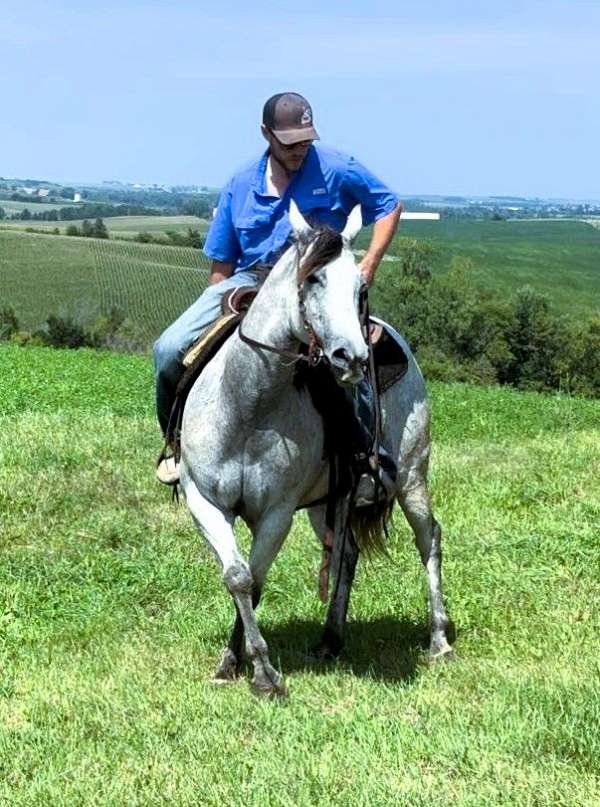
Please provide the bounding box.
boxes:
[398,481,454,660]
[183,480,287,696]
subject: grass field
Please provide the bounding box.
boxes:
[1,344,599,804]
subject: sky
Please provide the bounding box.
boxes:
[2,0,599,199]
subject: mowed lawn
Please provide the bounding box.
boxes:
[1,345,599,805]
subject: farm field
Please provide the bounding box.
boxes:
[0,344,599,804]
[0,230,210,342]
[1,219,599,346]
[386,219,600,318]
[0,214,208,238]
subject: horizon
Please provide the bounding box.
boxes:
[3,0,599,200]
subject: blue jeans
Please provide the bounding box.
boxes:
[153,270,264,434]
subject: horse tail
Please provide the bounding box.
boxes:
[350,498,395,557]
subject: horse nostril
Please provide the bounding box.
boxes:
[332,347,351,365]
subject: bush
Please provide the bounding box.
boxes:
[34,315,95,349]
[66,224,80,236]
[0,307,19,340]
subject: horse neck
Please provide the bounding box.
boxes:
[221,253,302,415]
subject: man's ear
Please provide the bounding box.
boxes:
[288,199,313,238]
[341,204,362,243]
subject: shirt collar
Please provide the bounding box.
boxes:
[251,145,322,198]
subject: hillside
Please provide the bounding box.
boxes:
[367,218,600,319]
[1,344,599,804]
[0,229,210,342]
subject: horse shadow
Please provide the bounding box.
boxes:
[261,615,434,684]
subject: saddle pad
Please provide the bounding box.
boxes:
[182,312,240,368]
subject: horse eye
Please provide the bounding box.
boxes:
[306,274,320,285]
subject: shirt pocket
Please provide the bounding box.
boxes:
[234,211,275,255]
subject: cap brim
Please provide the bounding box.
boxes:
[272,126,320,145]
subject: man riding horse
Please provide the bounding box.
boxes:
[154,92,402,500]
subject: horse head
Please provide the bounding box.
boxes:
[289,201,368,386]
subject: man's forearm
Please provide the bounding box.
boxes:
[209,260,234,285]
[359,202,402,285]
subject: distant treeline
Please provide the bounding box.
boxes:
[82,188,218,217]
[1,203,164,222]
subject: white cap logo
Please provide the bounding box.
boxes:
[300,107,312,125]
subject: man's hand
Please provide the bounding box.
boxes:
[209,260,234,285]
[358,203,402,286]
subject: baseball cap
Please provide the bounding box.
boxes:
[262,92,320,145]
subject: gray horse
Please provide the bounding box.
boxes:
[180,203,453,696]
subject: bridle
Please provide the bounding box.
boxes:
[237,246,328,367]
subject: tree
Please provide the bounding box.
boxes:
[0,207,5,219]
[92,218,109,239]
[187,227,203,249]
[81,219,93,237]
[66,224,80,236]
[20,208,31,220]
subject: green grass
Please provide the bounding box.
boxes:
[1,344,599,804]
[0,230,210,342]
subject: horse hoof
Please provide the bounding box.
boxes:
[312,641,340,662]
[429,645,455,664]
[212,648,240,683]
[250,669,288,699]
[250,680,289,699]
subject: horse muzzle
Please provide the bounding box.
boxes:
[328,345,367,386]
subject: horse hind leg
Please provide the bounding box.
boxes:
[183,479,286,696]
[397,478,454,661]
[213,586,261,683]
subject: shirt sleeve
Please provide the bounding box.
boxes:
[340,157,400,226]
[203,178,241,264]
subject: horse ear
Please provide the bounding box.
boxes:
[341,204,362,243]
[288,199,312,238]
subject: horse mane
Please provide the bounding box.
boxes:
[296,226,343,282]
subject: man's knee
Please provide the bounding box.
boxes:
[153,329,182,381]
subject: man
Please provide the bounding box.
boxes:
[154,92,402,494]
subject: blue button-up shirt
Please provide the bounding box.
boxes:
[204,142,399,272]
